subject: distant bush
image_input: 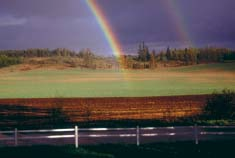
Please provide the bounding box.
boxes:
[204,89,235,120]
[224,52,235,61]
[0,55,22,68]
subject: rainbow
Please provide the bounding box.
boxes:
[85,0,123,59]
[86,0,192,58]
[162,0,192,45]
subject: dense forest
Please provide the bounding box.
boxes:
[157,46,235,64]
[122,42,235,69]
[0,43,235,69]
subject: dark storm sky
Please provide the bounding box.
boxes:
[0,0,235,54]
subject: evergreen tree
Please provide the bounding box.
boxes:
[138,41,150,62]
[150,50,156,69]
[166,46,171,60]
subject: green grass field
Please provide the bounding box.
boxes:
[0,63,234,98]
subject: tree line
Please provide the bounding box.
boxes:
[0,55,22,68]
[0,44,235,69]
[121,42,156,69]
[0,48,97,68]
[157,47,235,64]
[122,42,235,69]
[0,48,78,58]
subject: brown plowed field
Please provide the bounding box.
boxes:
[0,95,208,123]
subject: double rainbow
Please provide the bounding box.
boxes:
[86,0,192,59]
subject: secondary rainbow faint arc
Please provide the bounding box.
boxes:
[86,0,123,59]
[162,0,192,45]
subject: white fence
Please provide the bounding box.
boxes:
[1,125,235,148]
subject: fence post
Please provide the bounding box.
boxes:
[14,128,18,146]
[75,126,78,148]
[194,124,198,145]
[136,126,140,146]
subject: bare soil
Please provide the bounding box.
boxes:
[0,95,208,122]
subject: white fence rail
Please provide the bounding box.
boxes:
[1,125,235,148]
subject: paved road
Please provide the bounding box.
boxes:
[1,126,235,146]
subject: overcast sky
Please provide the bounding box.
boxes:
[0,0,235,54]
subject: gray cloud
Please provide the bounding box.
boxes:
[0,0,89,18]
[0,15,27,27]
[0,0,234,53]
